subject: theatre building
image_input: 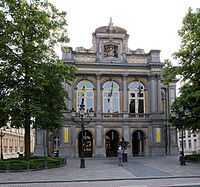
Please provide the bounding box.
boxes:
[34,19,179,158]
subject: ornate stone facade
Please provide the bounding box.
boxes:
[34,19,179,158]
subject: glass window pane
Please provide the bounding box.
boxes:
[129,82,139,90]
[130,93,135,97]
[129,81,144,90]
[104,92,109,97]
[138,99,144,113]
[87,98,93,110]
[112,99,119,112]
[130,99,135,113]
[103,81,119,89]
[104,98,109,113]
[112,92,118,97]
[78,92,82,97]
[77,81,93,89]
[104,82,112,89]
[138,93,143,97]
[85,81,93,88]
[87,92,93,97]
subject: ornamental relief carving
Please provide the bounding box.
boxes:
[104,44,118,58]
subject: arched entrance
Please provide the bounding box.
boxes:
[105,130,119,157]
[78,130,93,157]
[132,130,145,156]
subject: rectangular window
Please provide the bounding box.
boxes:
[104,98,110,113]
[138,99,144,113]
[87,98,93,111]
[131,93,135,97]
[187,130,191,138]
[184,140,186,149]
[129,99,135,113]
[113,98,119,112]
[20,147,23,152]
[188,140,191,149]
[138,93,143,97]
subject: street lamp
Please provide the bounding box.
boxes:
[71,99,94,168]
[119,137,129,162]
[171,105,191,165]
[0,128,5,160]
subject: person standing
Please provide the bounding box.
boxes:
[117,146,123,166]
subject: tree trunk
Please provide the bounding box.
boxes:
[25,121,31,159]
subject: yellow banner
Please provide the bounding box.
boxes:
[64,128,69,143]
[156,128,161,143]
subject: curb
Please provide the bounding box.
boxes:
[0,175,200,185]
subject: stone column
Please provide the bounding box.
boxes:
[122,75,128,117]
[157,75,162,112]
[122,38,126,62]
[122,124,130,156]
[150,75,156,113]
[96,74,101,117]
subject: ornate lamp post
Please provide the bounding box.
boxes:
[171,106,191,165]
[119,137,129,162]
[71,99,94,168]
[0,128,5,160]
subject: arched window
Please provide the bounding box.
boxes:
[77,80,94,112]
[128,81,145,113]
[103,81,120,113]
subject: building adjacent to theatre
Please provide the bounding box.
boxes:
[0,124,35,159]
[34,19,179,158]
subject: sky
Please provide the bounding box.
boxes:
[51,0,199,63]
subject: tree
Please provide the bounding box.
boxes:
[0,0,76,159]
[162,8,200,131]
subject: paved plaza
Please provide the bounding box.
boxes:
[0,156,200,186]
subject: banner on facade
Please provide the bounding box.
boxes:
[64,128,69,143]
[156,128,161,143]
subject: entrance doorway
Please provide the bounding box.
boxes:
[132,130,145,156]
[78,130,93,157]
[105,130,119,157]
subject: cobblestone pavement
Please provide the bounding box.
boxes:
[0,156,200,187]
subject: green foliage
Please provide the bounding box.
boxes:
[0,0,76,158]
[185,154,200,162]
[162,8,200,131]
[0,156,64,171]
[162,59,179,85]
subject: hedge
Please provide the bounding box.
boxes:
[0,156,66,172]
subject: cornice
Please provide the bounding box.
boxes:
[64,61,161,69]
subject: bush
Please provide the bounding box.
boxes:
[185,154,200,162]
[0,156,65,171]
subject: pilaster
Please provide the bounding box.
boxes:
[95,123,104,157]
[67,82,73,111]
[157,75,162,112]
[96,74,101,117]
[122,75,128,117]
